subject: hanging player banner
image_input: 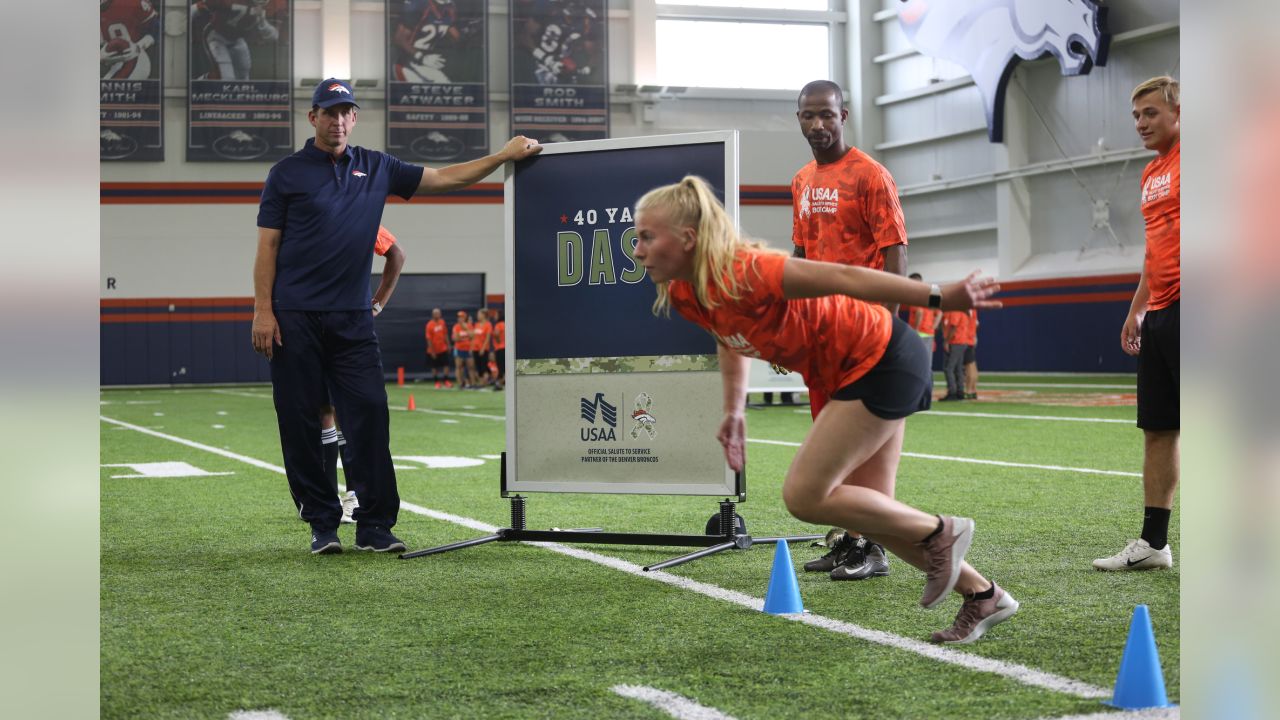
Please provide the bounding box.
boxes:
[505,132,738,497]
[100,0,164,161]
[510,0,609,143]
[187,0,293,162]
[386,0,489,162]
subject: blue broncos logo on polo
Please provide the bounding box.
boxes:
[898,0,1110,143]
[580,392,617,441]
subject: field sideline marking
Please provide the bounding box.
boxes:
[919,410,1132,424]
[747,439,1141,478]
[208,389,508,422]
[1035,710,1178,720]
[966,382,1135,390]
[101,415,1112,702]
[611,685,738,720]
[202,390,1136,473]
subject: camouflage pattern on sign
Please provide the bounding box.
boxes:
[516,354,718,375]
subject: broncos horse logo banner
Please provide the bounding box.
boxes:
[898,0,1110,143]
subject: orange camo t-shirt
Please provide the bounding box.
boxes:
[451,323,471,351]
[493,321,506,350]
[906,306,941,337]
[374,225,396,256]
[471,320,492,352]
[667,249,892,395]
[1140,142,1180,310]
[943,311,976,346]
[792,147,908,269]
[425,318,449,354]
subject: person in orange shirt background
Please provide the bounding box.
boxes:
[471,308,493,387]
[320,225,405,524]
[905,272,943,361]
[941,308,976,401]
[451,310,473,389]
[792,79,909,581]
[963,309,979,400]
[424,308,452,389]
[491,308,506,390]
[633,175,1016,644]
[1094,76,1180,572]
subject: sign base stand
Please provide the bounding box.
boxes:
[401,461,820,571]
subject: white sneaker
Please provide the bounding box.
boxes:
[340,491,359,524]
[1092,538,1173,571]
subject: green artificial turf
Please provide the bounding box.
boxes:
[101,379,1177,719]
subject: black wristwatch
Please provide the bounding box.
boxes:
[928,284,943,309]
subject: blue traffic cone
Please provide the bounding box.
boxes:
[1105,605,1176,709]
[762,539,804,614]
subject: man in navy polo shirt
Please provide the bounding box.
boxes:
[251,78,541,554]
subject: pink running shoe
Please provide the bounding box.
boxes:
[930,583,1020,644]
[918,515,974,609]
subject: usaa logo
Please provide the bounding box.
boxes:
[579,392,617,442]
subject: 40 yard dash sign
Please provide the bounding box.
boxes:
[504,132,740,497]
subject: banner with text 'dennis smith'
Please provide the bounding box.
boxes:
[509,0,609,143]
[386,0,489,162]
[187,0,293,162]
[100,0,164,161]
[505,134,739,497]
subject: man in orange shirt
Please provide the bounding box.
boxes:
[1094,76,1180,572]
[792,79,910,581]
[963,309,979,399]
[320,225,405,523]
[425,308,452,389]
[634,176,1017,644]
[491,308,506,390]
[941,309,975,401]
[471,308,493,386]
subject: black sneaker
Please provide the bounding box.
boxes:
[803,530,856,572]
[830,540,890,580]
[354,525,406,553]
[310,528,342,555]
[964,393,978,400]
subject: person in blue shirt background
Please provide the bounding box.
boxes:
[251,78,542,554]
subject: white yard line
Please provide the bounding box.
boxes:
[227,711,289,720]
[611,685,738,720]
[209,388,507,422]
[919,411,1132,424]
[1037,710,1178,720]
[102,416,1113,701]
[747,438,1141,478]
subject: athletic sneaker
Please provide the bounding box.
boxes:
[930,583,1019,644]
[310,528,342,555]
[354,525,406,553]
[964,393,978,400]
[434,381,441,389]
[340,491,359,525]
[918,515,975,609]
[803,530,856,572]
[1092,538,1173,571]
[830,540,890,581]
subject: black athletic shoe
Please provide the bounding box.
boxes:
[938,393,962,401]
[354,525,406,553]
[830,540,890,580]
[803,530,856,572]
[964,393,978,400]
[310,528,342,555]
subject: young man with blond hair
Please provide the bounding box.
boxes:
[1094,76,1180,571]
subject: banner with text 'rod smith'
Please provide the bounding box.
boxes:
[187,0,292,162]
[509,0,609,143]
[505,132,739,496]
[386,0,489,162]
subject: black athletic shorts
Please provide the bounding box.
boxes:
[428,351,450,370]
[963,345,976,364]
[1137,300,1179,431]
[830,317,933,420]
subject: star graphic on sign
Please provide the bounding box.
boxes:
[560,213,569,224]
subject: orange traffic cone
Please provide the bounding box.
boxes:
[397,366,405,386]
[407,394,416,411]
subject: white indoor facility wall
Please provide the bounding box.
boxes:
[870,0,1180,282]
